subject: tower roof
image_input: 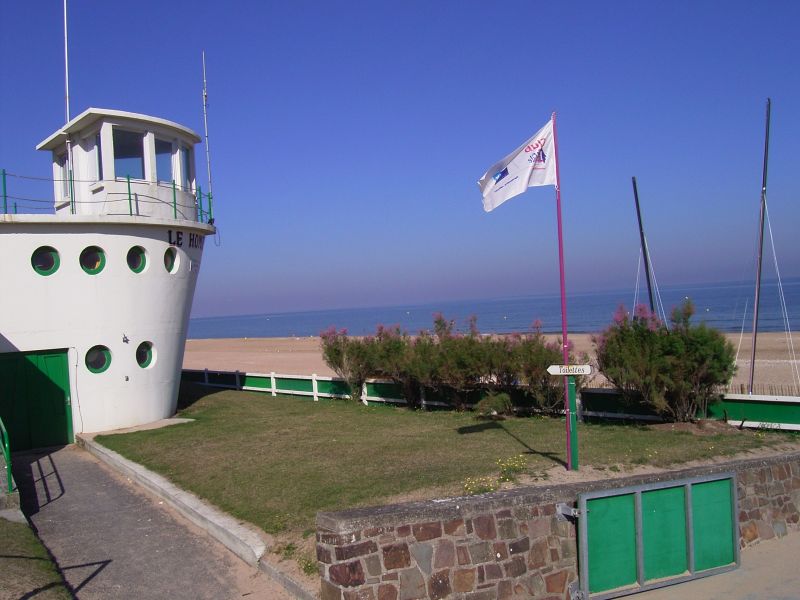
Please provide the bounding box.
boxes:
[37,107,201,151]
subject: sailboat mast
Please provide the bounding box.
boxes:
[632,176,655,314]
[748,98,772,394]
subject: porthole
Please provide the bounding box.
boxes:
[85,345,111,373]
[31,246,60,276]
[136,341,155,368]
[127,246,147,273]
[80,246,106,275]
[164,247,179,273]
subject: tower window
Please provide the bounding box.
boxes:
[113,129,145,180]
[127,246,147,273]
[86,345,112,373]
[156,139,173,183]
[31,246,60,276]
[80,246,106,275]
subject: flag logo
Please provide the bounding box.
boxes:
[492,168,509,183]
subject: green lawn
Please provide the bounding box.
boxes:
[95,384,795,539]
[0,518,71,599]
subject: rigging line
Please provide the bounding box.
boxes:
[735,298,749,367]
[632,252,642,313]
[644,237,669,326]
[764,201,800,388]
[728,227,758,338]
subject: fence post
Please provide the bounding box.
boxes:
[127,175,133,216]
[172,180,177,219]
[361,382,368,406]
[2,168,6,214]
[208,192,213,222]
[420,386,426,410]
[270,372,277,396]
[312,374,319,401]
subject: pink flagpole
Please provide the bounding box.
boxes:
[551,112,573,470]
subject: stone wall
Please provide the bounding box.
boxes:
[316,452,800,600]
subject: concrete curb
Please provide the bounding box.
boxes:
[77,435,267,566]
[0,507,27,523]
[258,559,320,600]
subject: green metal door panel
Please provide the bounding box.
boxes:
[26,352,72,448]
[0,350,71,451]
[587,493,638,593]
[692,480,735,571]
[0,353,32,450]
[642,486,688,581]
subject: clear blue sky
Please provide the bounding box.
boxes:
[2,1,799,318]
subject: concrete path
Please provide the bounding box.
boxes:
[12,445,294,599]
[635,532,800,600]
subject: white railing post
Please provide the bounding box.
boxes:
[361,382,368,406]
[420,386,426,410]
[312,374,319,402]
[270,372,277,396]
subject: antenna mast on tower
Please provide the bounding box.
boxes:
[63,0,75,213]
[202,51,213,198]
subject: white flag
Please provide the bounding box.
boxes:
[478,117,557,212]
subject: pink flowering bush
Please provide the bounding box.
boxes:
[320,315,578,412]
[320,326,375,401]
[594,301,735,422]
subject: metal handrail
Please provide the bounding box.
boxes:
[2,170,215,224]
[0,415,13,494]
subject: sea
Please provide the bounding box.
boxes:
[188,278,800,339]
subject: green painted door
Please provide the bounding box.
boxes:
[580,476,737,597]
[586,494,638,592]
[0,350,72,451]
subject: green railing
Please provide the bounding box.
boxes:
[2,169,215,225]
[0,415,13,494]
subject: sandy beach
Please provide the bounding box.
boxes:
[184,332,800,394]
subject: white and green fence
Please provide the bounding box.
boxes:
[182,368,800,431]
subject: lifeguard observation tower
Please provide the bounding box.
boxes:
[0,108,215,449]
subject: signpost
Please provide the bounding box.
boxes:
[549,365,592,470]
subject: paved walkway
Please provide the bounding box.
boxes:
[12,445,293,599]
[635,531,800,600]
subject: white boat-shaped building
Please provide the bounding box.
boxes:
[0,108,214,449]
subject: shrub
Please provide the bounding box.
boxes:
[372,325,424,409]
[663,302,736,421]
[594,305,669,414]
[595,301,735,422]
[320,327,374,401]
[474,392,514,418]
[516,325,572,413]
[320,315,581,413]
